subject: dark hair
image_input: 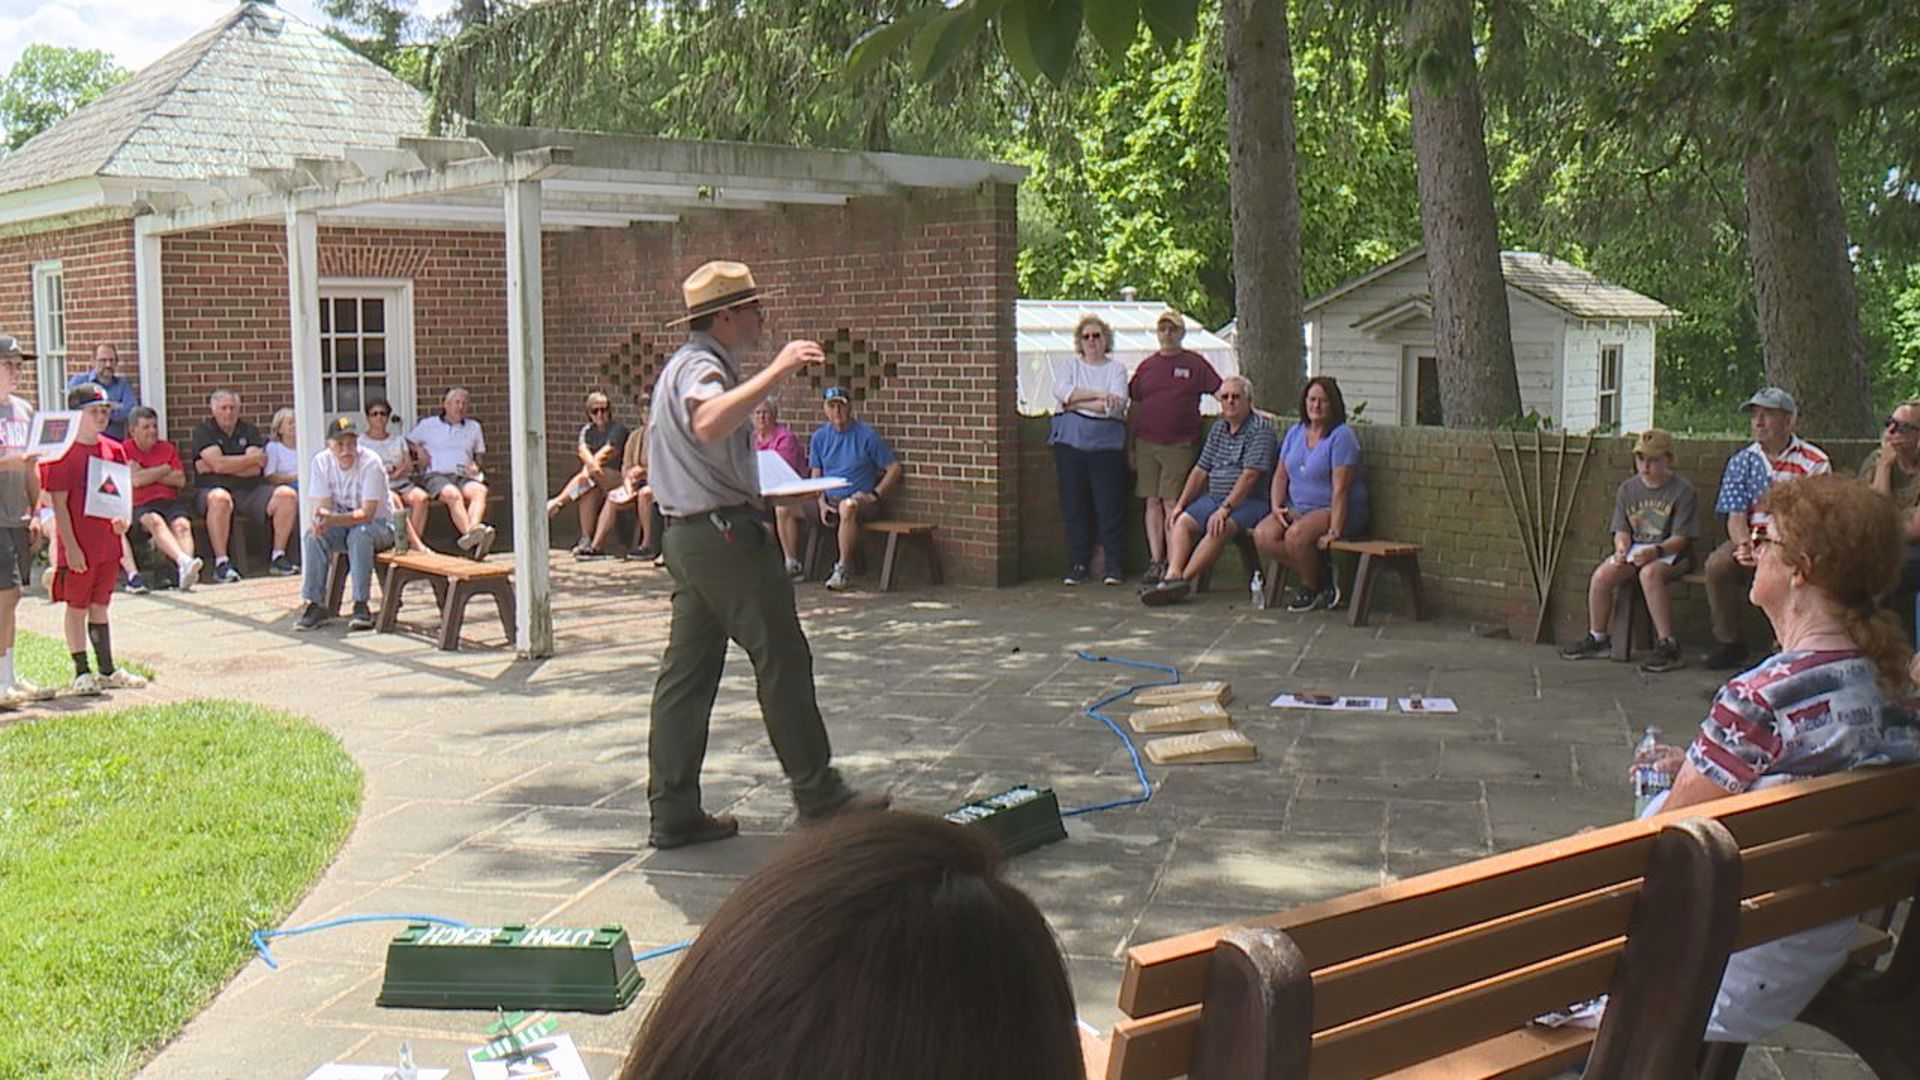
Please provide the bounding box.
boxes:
[619,812,1082,1080]
[1300,375,1348,429]
[1762,474,1911,695]
[129,406,159,427]
[364,396,394,419]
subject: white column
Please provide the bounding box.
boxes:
[504,179,553,657]
[133,229,167,433]
[286,209,324,528]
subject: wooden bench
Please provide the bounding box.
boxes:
[1608,570,1709,662]
[1195,539,1425,627]
[373,550,515,651]
[803,518,942,592]
[1093,762,1920,1079]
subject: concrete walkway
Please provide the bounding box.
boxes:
[18,560,1864,1079]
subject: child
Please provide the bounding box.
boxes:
[43,384,146,694]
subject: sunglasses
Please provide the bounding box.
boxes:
[1218,392,1245,401]
[588,406,609,414]
[367,410,391,418]
[1886,417,1919,434]
[1079,332,1104,341]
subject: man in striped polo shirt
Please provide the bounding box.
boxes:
[1702,386,1829,669]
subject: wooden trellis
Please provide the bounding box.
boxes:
[1489,430,1596,644]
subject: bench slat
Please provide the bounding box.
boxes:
[1733,856,1920,951]
[378,550,513,581]
[1330,539,1421,556]
[1740,807,1920,897]
[1375,1024,1595,1080]
[863,520,935,535]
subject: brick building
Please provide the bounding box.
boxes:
[0,1,1023,653]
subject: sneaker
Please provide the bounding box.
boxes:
[68,672,103,696]
[825,565,852,591]
[1140,561,1165,587]
[214,561,242,584]
[785,557,805,581]
[456,525,484,552]
[472,524,497,561]
[1559,632,1611,661]
[268,554,298,576]
[1639,638,1687,673]
[798,789,892,825]
[177,557,202,591]
[9,678,55,702]
[1141,578,1190,607]
[627,545,661,562]
[125,572,150,595]
[294,601,329,631]
[1103,572,1125,586]
[648,812,740,850]
[348,602,375,631]
[99,668,147,690]
[1325,582,1346,611]
[1702,641,1745,670]
[574,546,607,561]
[1285,588,1324,613]
[1063,564,1090,586]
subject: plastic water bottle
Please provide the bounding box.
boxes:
[1631,725,1672,816]
[1250,571,1267,609]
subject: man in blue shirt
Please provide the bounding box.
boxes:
[809,386,902,591]
[66,343,137,441]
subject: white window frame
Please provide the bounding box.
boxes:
[31,261,67,411]
[1597,343,1623,431]
[317,278,416,430]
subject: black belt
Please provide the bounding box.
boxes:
[664,504,761,526]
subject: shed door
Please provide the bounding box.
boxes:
[1402,348,1443,426]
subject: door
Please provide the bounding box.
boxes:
[318,280,416,428]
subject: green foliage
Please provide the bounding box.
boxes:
[0,699,360,1076]
[323,0,432,87]
[0,44,127,150]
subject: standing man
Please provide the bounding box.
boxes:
[192,389,299,580]
[1128,310,1222,586]
[0,336,53,706]
[808,386,902,591]
[1702,387,1830,669]
[295,417,395,632]
[645,260,887,849]
[67,343,136,441]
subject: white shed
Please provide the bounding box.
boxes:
[1304,250,1679,431]
[1017,300,1239,417]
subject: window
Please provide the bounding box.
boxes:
[1597,344,1623,430]
[31,262,66,411]
[1415,354,1443,426]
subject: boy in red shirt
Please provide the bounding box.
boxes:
[44,384,145,693]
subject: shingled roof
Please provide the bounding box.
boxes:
[1306,248,1679,323]
[0,0,428,197]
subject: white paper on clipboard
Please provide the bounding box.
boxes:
[85,455,133,520]
[758,449,846,498]
[26,409,78,462]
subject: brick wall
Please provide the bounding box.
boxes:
[0,216,138,404]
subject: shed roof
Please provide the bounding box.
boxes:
[1305,248,1679,323]
[0,0,428,197]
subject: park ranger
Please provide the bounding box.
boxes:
[643,261,888,849]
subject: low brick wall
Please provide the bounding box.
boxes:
[1018,418,1877,646]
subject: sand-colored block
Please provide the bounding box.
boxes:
[1143,729,1257,765]
[1128,701,1232,734]
[1134,681,1232,707]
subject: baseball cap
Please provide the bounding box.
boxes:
[1155,309,1185,329]
[822,386,851,403]
[0,335,36,360]
[1742,386,1797,414]
[327,416,361,440]
[1632,428,1674,458]
[68,383,110,409]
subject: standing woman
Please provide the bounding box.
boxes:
[1253,376,1368,612]
[1051,315,1131,585]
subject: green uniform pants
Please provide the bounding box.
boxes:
[648,507,846,828]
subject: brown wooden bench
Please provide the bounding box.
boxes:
[1092,762,1920,1079]
[373,549,515,651]
[1608,570,1709,662]
[803,517,942,592]
[1197,538,1426,627]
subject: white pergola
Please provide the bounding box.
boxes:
[130,124,1025,657]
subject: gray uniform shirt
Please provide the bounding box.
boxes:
[646,332,762,517]
[0,395,34,525]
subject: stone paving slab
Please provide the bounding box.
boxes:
[11,560,1864,1079]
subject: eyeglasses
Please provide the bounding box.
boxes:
[1218,392,1245,402]
[1751,526,1777,552]
[1886,417,1920,434]
[367,410,391,418]
[1079,332,1104,341]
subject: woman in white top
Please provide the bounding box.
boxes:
[360,396,426,551]
[1050,314,1131,585]
[265,408,300,490]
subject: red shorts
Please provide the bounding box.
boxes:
[54,562,116,610]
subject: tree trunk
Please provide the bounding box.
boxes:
[1743,133,1874,438]
[1406,0,1521,428]
[1222,0,1303,415]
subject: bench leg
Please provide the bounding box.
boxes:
[878,533,901,592]
[1402,556,1428,621]
[490,580,516,642]
[326,552,349,616]
[919,534,943,585]
[439,579,469,651]
[1347,553,1381,627]
[375,566,414,633]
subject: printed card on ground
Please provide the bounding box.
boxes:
[1269,692,1391,712]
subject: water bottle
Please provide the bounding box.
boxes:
[1250,570,1267,609]
[1631,725,1672,816]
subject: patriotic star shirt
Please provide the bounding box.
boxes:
[1713,436,1831,519]
[1687,650,1920,792]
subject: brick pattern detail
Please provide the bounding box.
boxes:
[800,330,895,402]
[0,217,139,405]
[598,331,670,413]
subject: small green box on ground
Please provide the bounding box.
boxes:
[377,923,642,1012]
[945,784,1068,855]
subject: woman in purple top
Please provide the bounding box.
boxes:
[753,400,810,580]
[1253,376,1368,612]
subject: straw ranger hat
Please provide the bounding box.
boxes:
[667,260,782,326]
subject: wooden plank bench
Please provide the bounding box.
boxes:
[1608,570,1709,662]
[373,550,514,651]
[1093,762,1920,1080]
[803,518,942,592]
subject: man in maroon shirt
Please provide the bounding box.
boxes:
[1128,310,1222,585]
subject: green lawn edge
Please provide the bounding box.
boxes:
[14,627,156,689]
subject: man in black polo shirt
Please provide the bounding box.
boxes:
[191,388,298,581]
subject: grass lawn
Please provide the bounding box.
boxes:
[0,699,361,1077]
[13,627,155,689]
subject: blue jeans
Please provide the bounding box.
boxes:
[301,521,395,606]
[1053,445,1128,574]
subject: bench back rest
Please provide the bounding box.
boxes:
[1107,762,1920,1080]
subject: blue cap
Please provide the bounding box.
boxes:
[822,386,851,403]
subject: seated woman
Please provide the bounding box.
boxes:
[357,397,426,552]
[264,407,300,491]
[617,812,1084,1080]
[588,421,655,561]
[753,400,810,580]
[1253,376,1367,612]
[548,391,630,558]
[1637,474,1918,1043]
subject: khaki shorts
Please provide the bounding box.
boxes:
[1134,440,1198,500]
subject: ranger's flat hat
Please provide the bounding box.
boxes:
[667,261,782,326]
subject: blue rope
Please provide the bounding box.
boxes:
[634,940,693,963]
[250,914,470,970]
[1059,651,1180,818]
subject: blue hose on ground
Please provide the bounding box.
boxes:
[250,914,695,971]
[1060,651,1180,818]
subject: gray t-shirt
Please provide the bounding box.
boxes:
[646,332,762,517]
[0,395,34,525]
[1610,474,1700,545]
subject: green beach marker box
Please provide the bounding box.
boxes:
[377,923,642,1012]
[945,784,1068,855]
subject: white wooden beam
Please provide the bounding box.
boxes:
[503,179,553,657]
[286,210,324,528]
[134,230,167,433]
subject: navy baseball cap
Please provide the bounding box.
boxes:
[822,386,851,403]
[327,416,361,440]
[68,383,110,409]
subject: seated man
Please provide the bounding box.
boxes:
[408,386,493,559]
[1559,428,1699,671]
[1860,399,1920,642]
[191,389,298,581]
[1701,387,1829,669]
[1142,374,1277,606]
[123,406,203,591]
[587,421,657,561]
[809,386,902,591]
[295,417,396,632]
[548,390,630,558]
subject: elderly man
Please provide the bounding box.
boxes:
[66,343,136,441]
[809,386,902,591]
[1129,309,1222,586]
[408,386,493,559]
[1702,386,1830,669]
[1861,399,1920,638]
[1141,374,1277,606]
[644,259,886,850]
[192,389,298,581]
[123,406,203,591]
[295,417,395,632]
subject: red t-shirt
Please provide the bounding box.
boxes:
[1128,350,1222,445]
[41,436,129,566]
[124,437,184,507]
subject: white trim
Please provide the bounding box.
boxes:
[30,261,66,411]
[316,278,416,429]
[288,210,324,524]
[503,179,553,657]
[135,232,166,431]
